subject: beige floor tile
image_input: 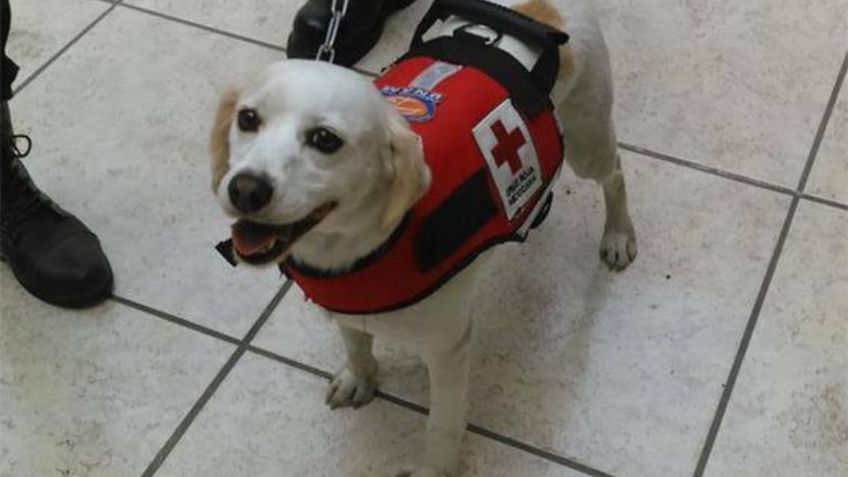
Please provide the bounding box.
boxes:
[597,0,848,187]
[807,78,848,205]
[125,0,288,49]
[124,0,434,73]
[0,273,235,477]
[6,0,110,86]
[705,201,848,477]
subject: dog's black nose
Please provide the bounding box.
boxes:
[228,172,273,213]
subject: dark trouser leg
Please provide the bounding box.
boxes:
[0,0,114,308]
[1,0,19,188]
[2,0,19,101]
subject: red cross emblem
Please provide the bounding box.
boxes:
[490,120,526,175]
[473,99,543,220]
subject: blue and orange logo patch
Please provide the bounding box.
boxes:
[380,86,443,123]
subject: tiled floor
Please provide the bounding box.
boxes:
[0,1,845,476]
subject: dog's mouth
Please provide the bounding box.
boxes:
[230,202,336,265]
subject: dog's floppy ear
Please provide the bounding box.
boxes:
[381,111,430,232]
[209,87,239,191]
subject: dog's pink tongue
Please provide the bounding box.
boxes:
[231,220,277,257]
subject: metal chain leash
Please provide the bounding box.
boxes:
[315,0,350,63]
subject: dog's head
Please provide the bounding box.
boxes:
[210,60,430,267]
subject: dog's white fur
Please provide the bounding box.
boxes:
[212,1,636,475]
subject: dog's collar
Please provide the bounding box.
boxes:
[281,213,412,279]
[213,213,412,272]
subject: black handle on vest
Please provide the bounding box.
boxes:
[410,0,569,51]
[405,0,569,115]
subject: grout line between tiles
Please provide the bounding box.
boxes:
[693,48,848,477]
[616,143,848,214]
[794,49,848,193]
[103,0,377,77]
[464,423,616,477]
[801,193,848,212]
[247,345,334,380]
[111,2,286,53]
[621,144,846,212]
[11,2,119,96]
[110,294,242,346]
[245,345,616,477]
[139,280,292,477]
[692,199,799,477]
[618,142,798,196]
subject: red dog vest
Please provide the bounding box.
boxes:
[282,14,568,314]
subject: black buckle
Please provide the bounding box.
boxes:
[411,0,569,52]
[215,239,238,267]
[530,192,553,230]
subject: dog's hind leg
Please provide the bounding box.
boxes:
[556,39,637,270]
[596,151,637,270]
[558,102,637,270]
[326,323,379,409]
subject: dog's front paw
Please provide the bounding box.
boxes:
[600,226,637,271]
[325,366,377,410]
[395,467,448,477]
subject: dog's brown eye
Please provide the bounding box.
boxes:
[306,127,343,154]
[238,108,261,132]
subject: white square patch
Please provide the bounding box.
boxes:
[473,99,542,220]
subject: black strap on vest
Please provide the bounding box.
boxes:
[414,169,497,272]
[405,0,569,116]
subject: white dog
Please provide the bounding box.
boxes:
[210,0,636,475]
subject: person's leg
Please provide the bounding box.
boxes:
[287,0,417,66]
[1,0,113,308]
[1,0,19,100]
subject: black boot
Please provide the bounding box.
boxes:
[287,0,417,66]
[0,101,113,308]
